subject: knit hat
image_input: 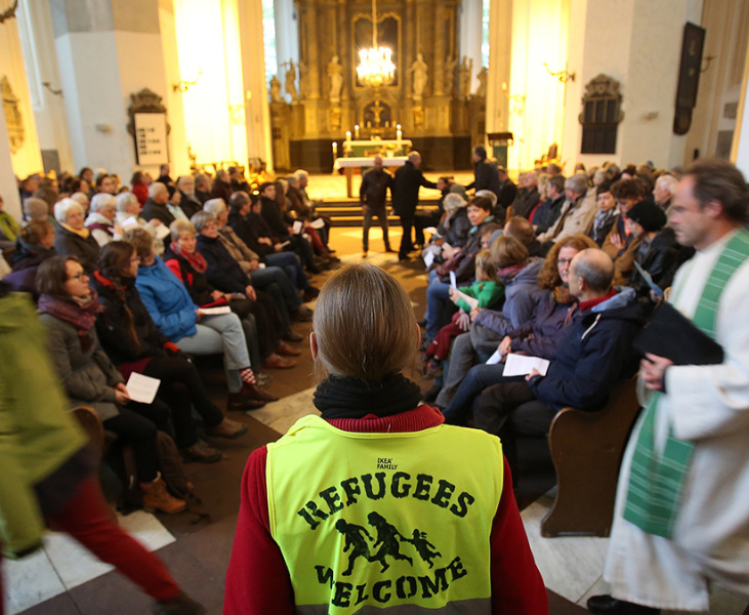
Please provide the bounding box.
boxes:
[626,200,667,232]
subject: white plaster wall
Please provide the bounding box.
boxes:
[0,117,22,221]
[459,0,484,95]
[0,13,44,179]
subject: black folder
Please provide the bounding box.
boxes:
[632,302,724,366]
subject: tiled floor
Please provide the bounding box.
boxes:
[8,226,748,615]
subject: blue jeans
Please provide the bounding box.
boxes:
[251,266,302,313]
[442,363,525,424]
[266,251,310,290]
[426,275,453,340]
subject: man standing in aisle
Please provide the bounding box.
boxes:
[588,158,749,615]
[359,155,395,258]
[392,151,439,261]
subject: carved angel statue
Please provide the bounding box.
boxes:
[269,75,282,103]
[285,60,299,102]
[475,67,488,98]
[328,55,343,103]
[409,53,428,101]
[459,56,473,100]
[445,55,458,96]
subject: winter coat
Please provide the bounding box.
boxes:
[474,258,545,336]
[219,226,260,274]
[260,196,290,240]
[392,161,438,217]
[629,227,681,294]
[39,312,124,421]
[141,198,176,228]
[4,242,54,299]
[211,181,233,203]
[228,210,273,259]
[360,168,393,208]
[466,159,502,199]
[92,275,170,365]
[84,212,116,247]
[454,280,504,313]
[438,208,472,248]
[195,234,251,294]
[527,288,644,411]
[54,225,101,274]
[438,216,496,284]
[179,192,204,220]
[135,256,200,342]
[538,194,597,245]
[0,291,87,558]
[498,179,518,210]
[512,186,540,220]
[532,196,565,236]
[506,290,580,360]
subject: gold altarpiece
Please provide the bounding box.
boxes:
[270,0,485,173]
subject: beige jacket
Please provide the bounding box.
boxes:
[537,193,597,244]
[219,226,260,274]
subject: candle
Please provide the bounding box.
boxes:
[396,129,402,143]
[332,141,337,158]
[346,131,351,142]
[354,125,360,139]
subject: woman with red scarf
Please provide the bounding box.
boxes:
[36,255,185,514]
[91,242,249,464]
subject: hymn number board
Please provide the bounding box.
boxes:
[133,113,169,166]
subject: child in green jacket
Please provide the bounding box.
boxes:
[422,250,504,374]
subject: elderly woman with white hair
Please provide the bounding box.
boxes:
[85,193,119,247]
[54,198,101,273]
[115,192,165,255]
[69,191,90,213]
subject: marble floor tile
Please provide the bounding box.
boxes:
[2,548,66,615]
[43,511,175,590]
[521,501,610,604]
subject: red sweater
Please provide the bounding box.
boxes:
[223,405,548,614]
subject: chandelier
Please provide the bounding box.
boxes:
[356,0,395,88]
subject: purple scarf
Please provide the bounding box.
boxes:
[38,291,101,351]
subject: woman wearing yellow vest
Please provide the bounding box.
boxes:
[224,264,547,614]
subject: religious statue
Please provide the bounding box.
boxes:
[327,55,343,104]
[475,67,488,98]
[459,56,473,100]
[445,55,458,96]
[269,75,282,103]
[285,60,299,102]
[408,53,428,102]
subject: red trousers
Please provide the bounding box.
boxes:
[425,317,466,361]
[1,477,181,613]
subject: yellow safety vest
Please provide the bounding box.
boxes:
[267,414,504,614]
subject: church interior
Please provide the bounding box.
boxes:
[2,0,749,614]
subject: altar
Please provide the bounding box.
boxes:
[342,138,412,158]
[333,155,408,197]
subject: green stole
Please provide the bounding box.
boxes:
[623,228,749,538]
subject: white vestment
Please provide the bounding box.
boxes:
[604,229,749,611]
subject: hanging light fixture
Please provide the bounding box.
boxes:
[356,0,395,88]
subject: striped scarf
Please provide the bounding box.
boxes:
[623,228,749,538]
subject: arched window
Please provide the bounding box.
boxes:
[579,74,624,154]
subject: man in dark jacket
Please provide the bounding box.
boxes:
[392,152,439,260]
[195,174,213,205]
[511,172,541,220]
[626,199,680,296]
[140,182,176,228]
[474,249,643,474]
[466,145,502,200]
[359,155,394,256]
[532,174,566,235]
[212,170,233,202]
[497,167,518,212]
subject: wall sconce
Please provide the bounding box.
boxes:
[543,63,576,83]
[173,71,202,93]
[42,81,63,96]
[501,82,526,116]
[0,0,19,24]
[701,55,715,73]
[228,104,245,125]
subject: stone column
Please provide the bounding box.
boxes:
[485,0,511,138]
[433,0,445,96]
[306,0,320,100]
[732,36,749,178]
[50,0,176,181]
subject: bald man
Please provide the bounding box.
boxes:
[359,155,395,257]
[471,249,644,477]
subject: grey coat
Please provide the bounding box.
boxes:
[39,313,123,421]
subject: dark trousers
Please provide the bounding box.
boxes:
[230,294,282,360]
[398,214,415,258]
[142,357,224,449]
[442,363,525,425]
[103,407,160,482]
[363,205,390,251]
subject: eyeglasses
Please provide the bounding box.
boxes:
[68,273,89,281]
[130,256,141,263]
[557,258,574,266]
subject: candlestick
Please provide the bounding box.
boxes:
[332,142,337,158]
[354,125,360,139]
[346,131,351,143]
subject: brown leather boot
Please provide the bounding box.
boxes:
[142,477,186,514]
[180,441,222,463]
[277,341,302,356]
[207,418,248,439]
[265,353,296,369]
[240,381,279,402]
[227,393,266,411]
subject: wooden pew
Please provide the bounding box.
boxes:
[540,377,641,538]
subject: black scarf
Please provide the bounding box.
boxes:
[313,374,423,420]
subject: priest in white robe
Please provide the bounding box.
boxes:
[589,159,749,614]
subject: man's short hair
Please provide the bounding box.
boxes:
[258,182,273,195]
[474,189,498,208]
[124,227,155,260]
[565,174,588,196]
[229,192,250,210]
[572,249,615,293]
[548,174,566,194]
[194,173,209,189]
[504,216,535,246]
[686,158,749,223]
[596,181,613,196]
[191,211,216,232]
[204,198,227,216]
[294,169,309,181]
[655,174,678,196]
[148,182,168,199]
[408,151,421,162]
[474,145,487,159]
[611,177,648,201]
